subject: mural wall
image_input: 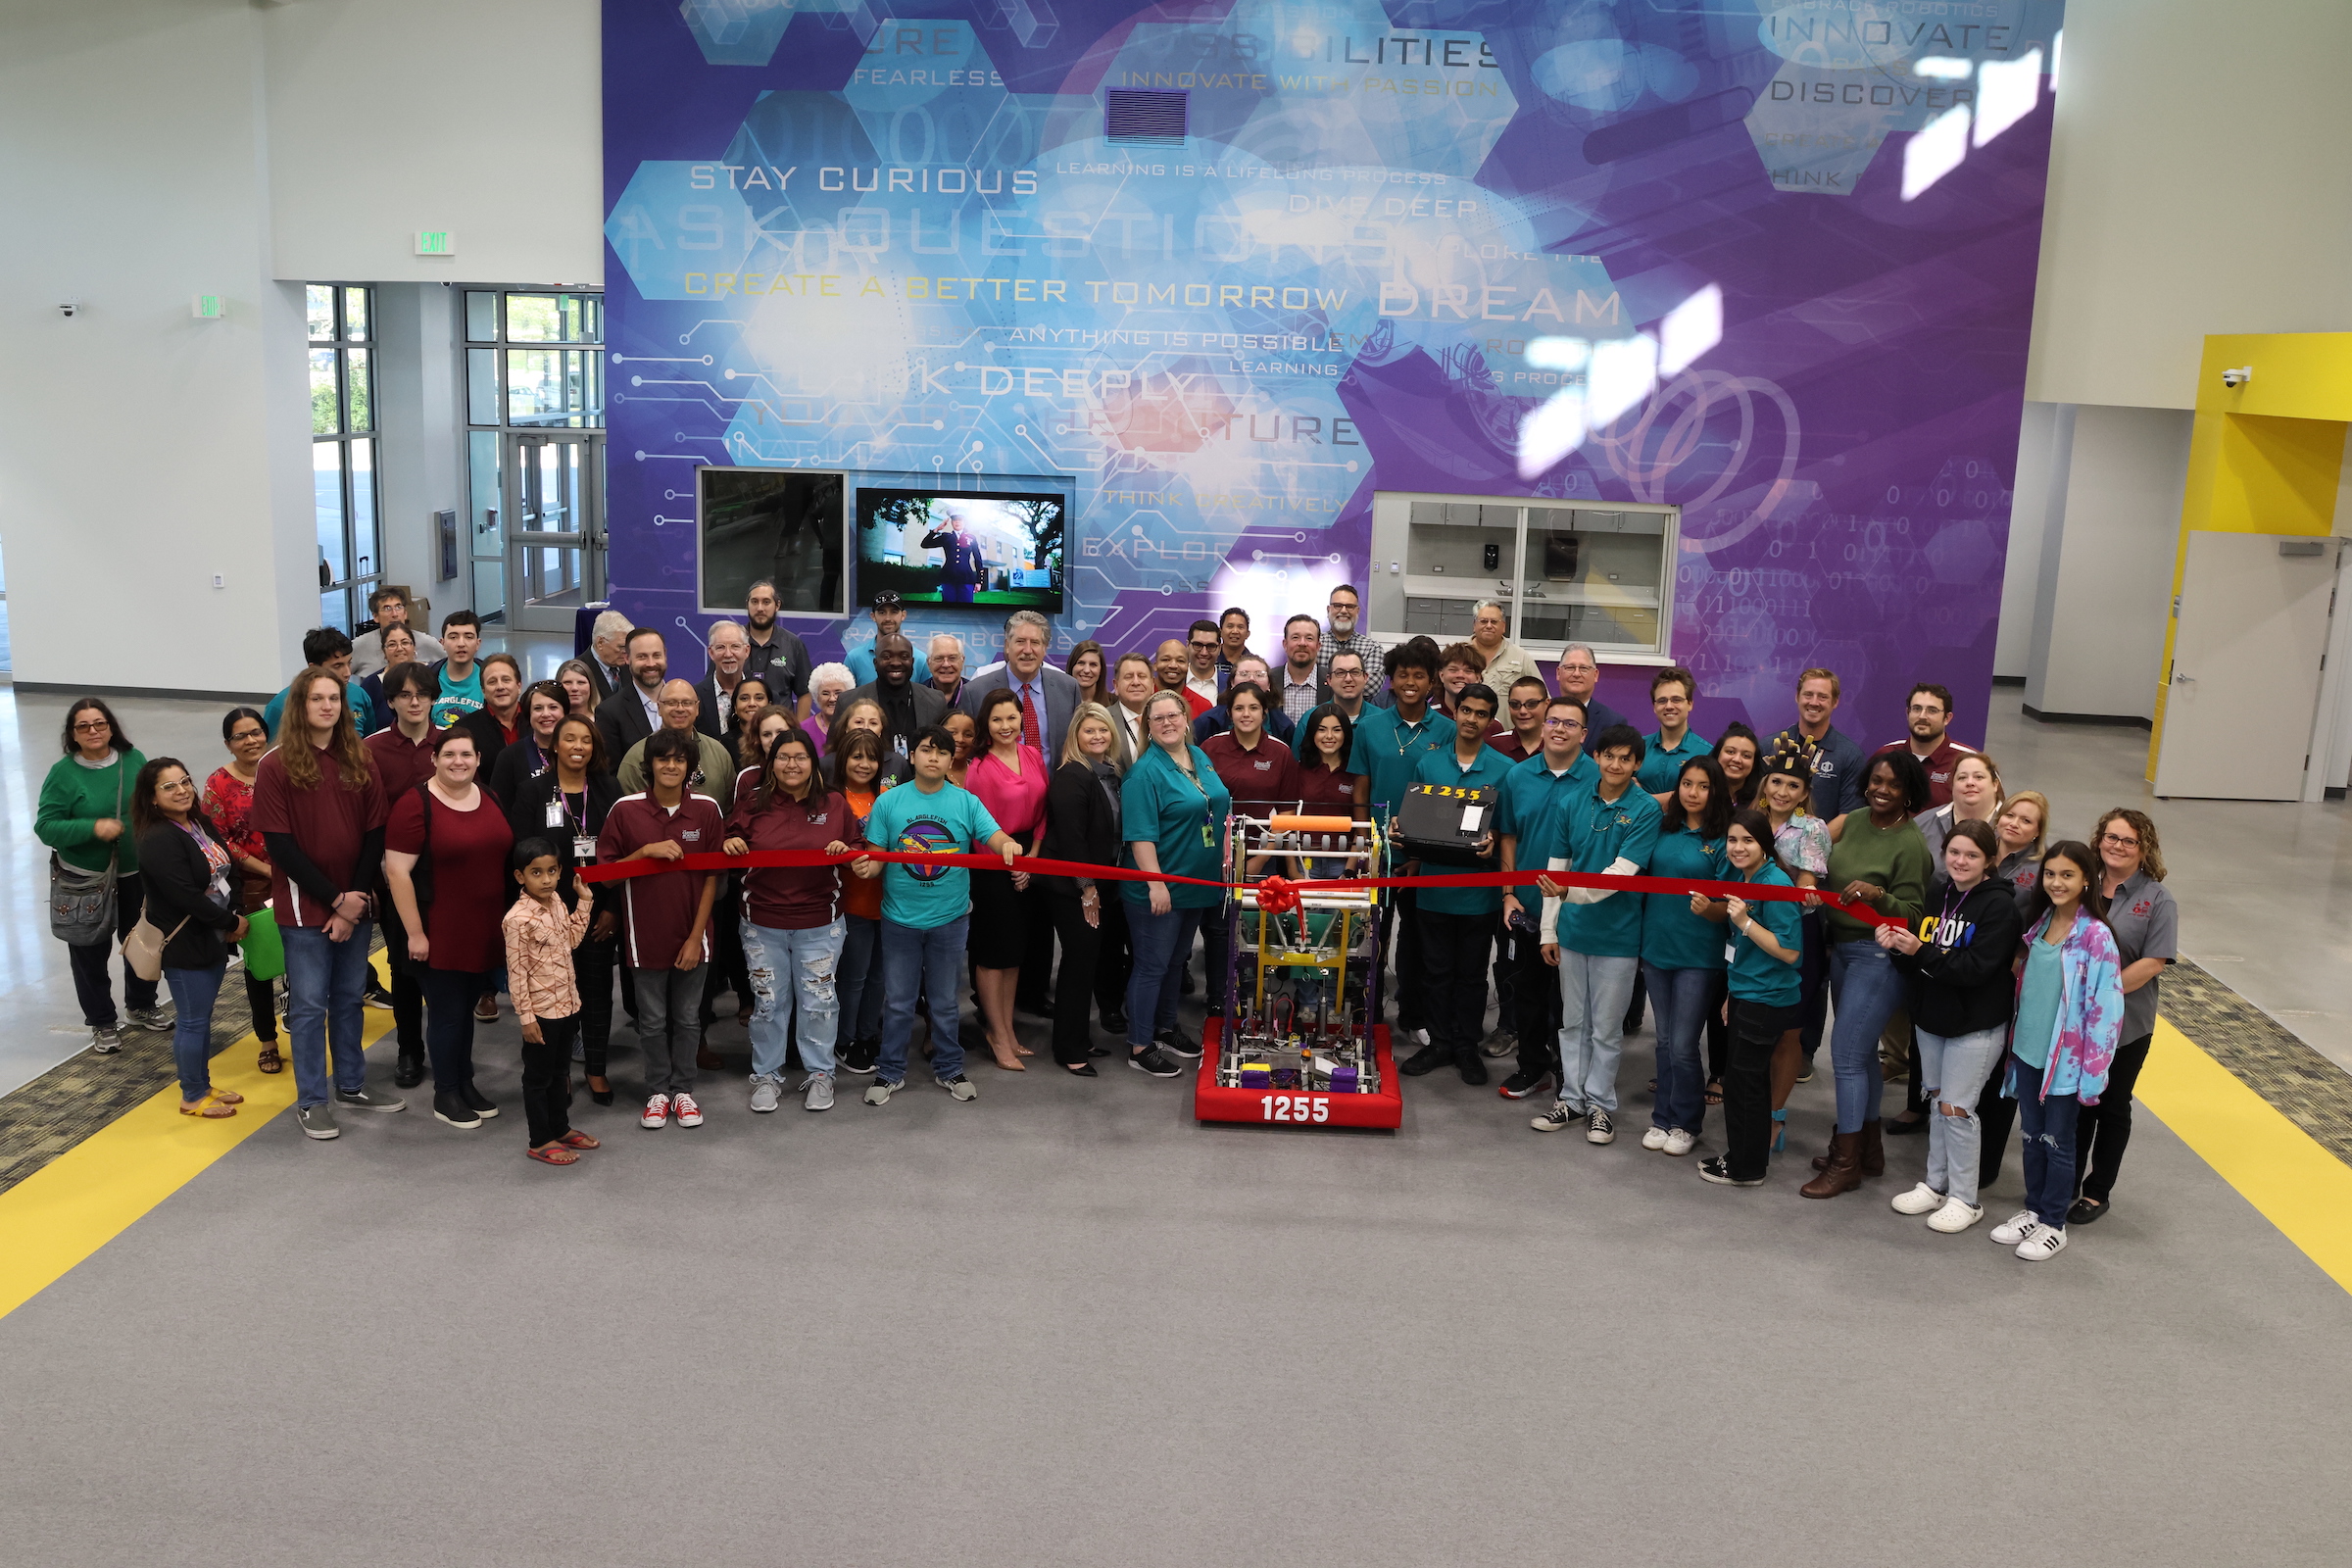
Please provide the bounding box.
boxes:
[604,0,2061,740]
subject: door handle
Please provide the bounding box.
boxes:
[2172,671,2194,684]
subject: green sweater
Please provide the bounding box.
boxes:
[1823,812,1930,942]
[37,749,147,874]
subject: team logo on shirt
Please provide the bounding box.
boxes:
[679,829,703,844]
[895,817,959,879]
[2129,900,2151,916]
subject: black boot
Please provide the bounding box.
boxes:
[394,1048,425,1089]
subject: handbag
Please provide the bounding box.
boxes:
[122,911,192,984]
[47,766,123,946]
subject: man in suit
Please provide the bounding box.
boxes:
[596,625,667,763]
[584,609,633,705]
[846,633,948,760]
[692,620,754,748]
[1106,651,1157,770]
[956,610,1081,759]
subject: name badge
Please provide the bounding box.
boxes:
[574,836,597,862]
[1726,942,1738,963]
[545,799,566,827]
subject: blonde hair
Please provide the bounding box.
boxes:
[1061,702,1123,771]
[1998,790,2050,859]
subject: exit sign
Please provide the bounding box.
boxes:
[191,294,225,319]
[416,230,456,256]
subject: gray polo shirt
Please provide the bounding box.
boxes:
[2101,868,2178,1043]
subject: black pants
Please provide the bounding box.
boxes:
[1092,896,1131,1022]
[1980,1052,2019,1185]
[67,871,159,1026]
[1725,998,1798,1180]
[703,877,753,1019]
[1376,887,1424,1032]
[1017,890,1056,1013]
[573,931,618,1077]
[1508,921,1564,1080]
[1418,907,1495,1057]
[418,965,489,1093]
[376,902,424,1056]
[1490,926,1516,1041]
[1045,885,1103,1065]
[522,1011,577,1146]
[2075,1031,2153,1204]
[1201,903,1235,1013]
[1704,991,1728,1083]
[244,967,279,1044]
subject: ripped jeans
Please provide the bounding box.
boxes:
[1915,1025,2006,1207]
[743,917,846,1080]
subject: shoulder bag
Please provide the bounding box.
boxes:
[49,765,123,946]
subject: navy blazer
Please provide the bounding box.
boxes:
[956,662,1083,757]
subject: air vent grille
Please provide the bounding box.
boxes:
[1105,88,1187,143]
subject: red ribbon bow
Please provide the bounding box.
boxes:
[1254,873,1304,945]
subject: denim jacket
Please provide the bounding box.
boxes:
[2006,909,2125,1104]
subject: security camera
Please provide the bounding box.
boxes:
[58,300,78,318]
[2222,366,2252,389]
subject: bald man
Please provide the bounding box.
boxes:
[617,679,738,810]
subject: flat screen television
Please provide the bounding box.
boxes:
[698,467,847,615]
[854,487,1066,611]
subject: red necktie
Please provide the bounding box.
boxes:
[1019,683,1042,751]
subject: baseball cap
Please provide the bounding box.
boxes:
[870,590,904,610]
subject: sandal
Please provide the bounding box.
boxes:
[207,1087,246,1105]
[557,1130,601,1151]
[1704,1080,1724,1106]
[257,1043,283,1074]
[526,1144,580,1165]
[179,1096,238,1119]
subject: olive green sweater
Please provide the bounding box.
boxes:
[37,750,147,874]
[1822,812,1930,942]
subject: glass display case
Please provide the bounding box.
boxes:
[1365,491,1675,661]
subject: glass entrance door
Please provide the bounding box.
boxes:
[504,432,604,632]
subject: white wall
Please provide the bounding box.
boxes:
[262,0,604,288]
[2028,0,2352,410]
[0,1,310,695]
[2020,405,2193,721]
[1994,401,2061,678]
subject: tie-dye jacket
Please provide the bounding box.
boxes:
[2005,908,2125,1104]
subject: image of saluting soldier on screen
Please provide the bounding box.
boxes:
[853,486,1067,612]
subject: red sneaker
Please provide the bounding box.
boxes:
[672,1093,705,1128]
[640,1094,670,1129]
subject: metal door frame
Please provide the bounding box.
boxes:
[502,430,606,633]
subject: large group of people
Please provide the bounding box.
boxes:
[34,582,2177,1260]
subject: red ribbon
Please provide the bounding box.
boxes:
[573,847,1900,926]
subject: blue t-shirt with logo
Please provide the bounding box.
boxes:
[861,779,1003,930]
[432,661,484,730]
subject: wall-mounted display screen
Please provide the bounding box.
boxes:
[698,467,846,616]
[854,487,1065,611]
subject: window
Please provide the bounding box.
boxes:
[1367,491,1677,661]
[308,284,379,633]
[462,290,607,626]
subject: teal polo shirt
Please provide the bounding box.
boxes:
[1548,780,1662,956]
[1347,703,1449,829]
[1641,827,1730,971]
[1118,742,1233,910]
[1406,743,1515,916]
[1636,728,1712,794]
[1492,750,1597,911]
[1727,861,1803,1006]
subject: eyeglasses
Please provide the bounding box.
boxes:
[1542,717,1585,730]
[1189,642,1217,653]
[1507,699,1544,710]
[2100,832,2139,849]
[72,719,110,733]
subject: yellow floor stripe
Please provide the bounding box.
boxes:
[0,969,393,1321]
[2137,1019,2352,1295]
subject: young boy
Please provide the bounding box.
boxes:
[853,724,1023,1106]
[597,727,723,1129]
[503,838,596,1164]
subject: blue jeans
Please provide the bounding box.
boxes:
[745,917,845,1079]
[2017,1083,2082,1229]
[1125,901,1205,1052]
[163,964,224,1102]
[1918,1024,2007,1206]
[878,914,967,1084]
[1642,962,1724,1134]
[1557,950,1639,1112]
[1826,939,1903,1133]
[282,921,375,1108]
[838,914,885,1043]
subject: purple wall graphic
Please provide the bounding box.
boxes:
[605,0,2061,746]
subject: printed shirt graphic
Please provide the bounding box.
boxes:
[1406,743,1514,916]
[433,662,485,730]
[861,780,1002,930]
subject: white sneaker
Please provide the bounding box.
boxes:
[1890,1182,1945,1216]
[1988,1208,2039,1247]
[749,1078,781,1113]
[1928,1196,1984,1233]
[640,1094,670,1130]
[803,1071,835,1112]
[2015,1225,2068,1261]
[1662,1127,1695,1157]
[1641,1126,1670,1152]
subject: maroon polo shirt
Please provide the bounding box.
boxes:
[597,791,724,967]
[1202,730,1301,811]
[249,745,390,928]
[724,787,854,931]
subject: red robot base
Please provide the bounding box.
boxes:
[1192,1019,1402,1130]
